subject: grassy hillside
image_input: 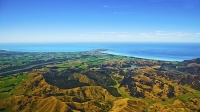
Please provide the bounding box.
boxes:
[0,50,200,112]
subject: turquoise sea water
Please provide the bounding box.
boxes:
[0,43,200,61]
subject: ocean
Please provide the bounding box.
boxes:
[0,43,200,61]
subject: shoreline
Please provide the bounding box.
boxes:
[102,50,186,62]
[0,49,196,62]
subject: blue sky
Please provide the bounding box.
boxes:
[0,0,200,43]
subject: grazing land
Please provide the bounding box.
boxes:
[0,50,200,112]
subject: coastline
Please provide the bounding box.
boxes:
[0,42,200,62]
[102,50,183,62]
[0,49,189,62]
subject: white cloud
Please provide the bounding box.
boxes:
[118,35,131,38]
[80,34,85,37]
[138,33,155,38]
[155,31,191,37]
[196,32,200,35]
[135,31,200,42]
[156,32,174,36]
[194,32,200,36]
[176,32,190,36]
[138,33,148,36]
[156,30,164,33]
[103,5,110,8]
